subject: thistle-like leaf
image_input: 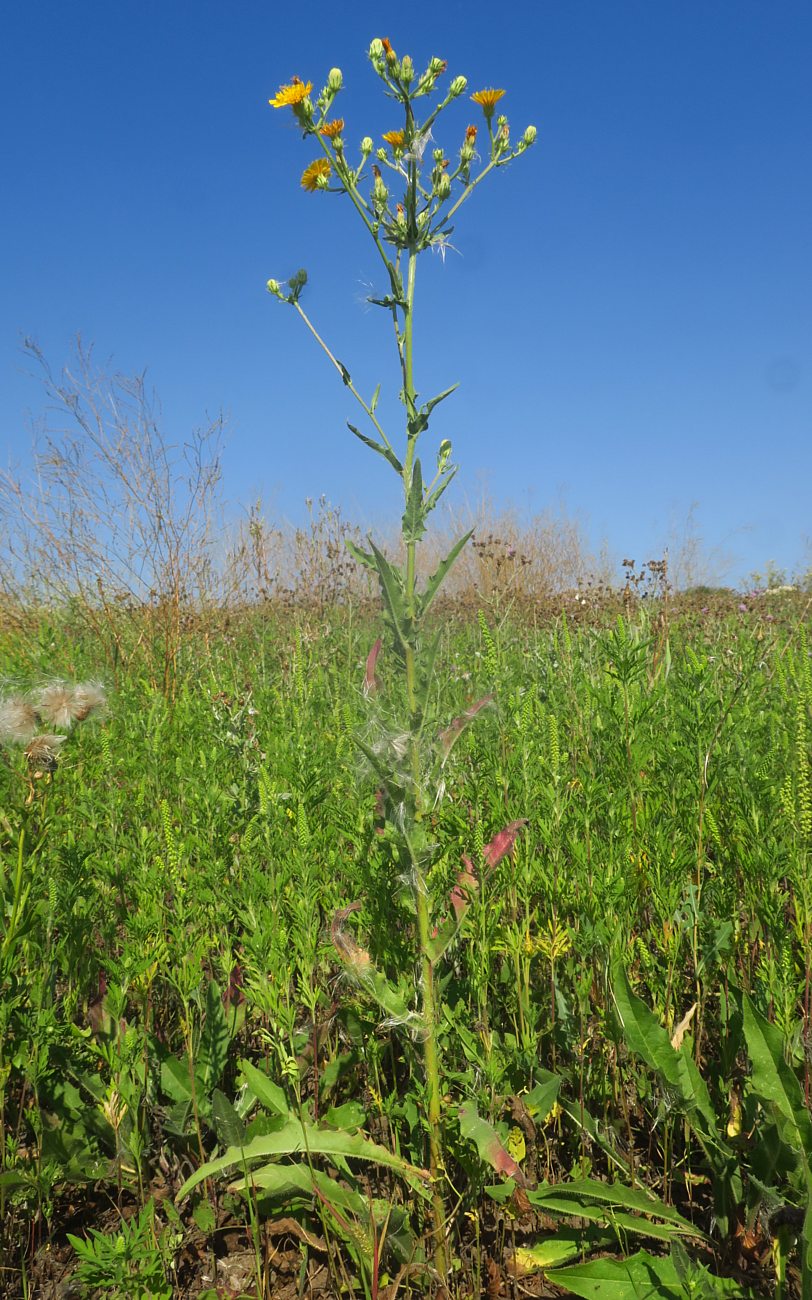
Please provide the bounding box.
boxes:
[348,423,402,473]
[402,459,426,543]
[420,530,473,616]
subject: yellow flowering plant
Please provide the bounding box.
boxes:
[267,40,535,1280]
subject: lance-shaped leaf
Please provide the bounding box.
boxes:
[177,1119,431,1203]
[420,530,473,616]
[458,1102,528,1187]
[364,638,382,696]
[402,459,426,543]
[438,694,495,760]
[347,423,402,474]
[427,821,527,964]
[368,539,410,653]
[345,538,376,571]
[424,463,458,516]
[742,994,812,1164]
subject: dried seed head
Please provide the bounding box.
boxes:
[25,734,67,774]
[0,695,39,744]
[33,680,107,727]
[69,681,107,723]
[33,682,76,729]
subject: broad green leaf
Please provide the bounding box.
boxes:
[199,981,229,1095]
[420,530,473,616]
[612,966,719,1137]
[176,1118,430,1202]
[524,1074,561,1123]
[546,1249,681,1298]
[742,995,812,1163]
[211,1088,245,1150]
[529,1178,697,1231]
[240,1060,290,1117]
[161,1055,195,1105]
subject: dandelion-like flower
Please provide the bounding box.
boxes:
[319,118,344,139]
[382,130,406,150]
[0,695,38,744]
[300,158,332,191]
[465,124,478,143]
[269,77,312,109]
[471,87,506,119]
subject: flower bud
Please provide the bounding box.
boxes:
[361,136,374,155]
[369,39,384,58]
[435,173,451,200]
[429,57,447,75]
[523,125,537,145]
[449,75,467,98]
[328,67,343,91]
[432,147,445,164]
[400,55,414,84]
[266,278,283,297]
[376,147,387,161]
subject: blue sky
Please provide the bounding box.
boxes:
[2,1,810,586]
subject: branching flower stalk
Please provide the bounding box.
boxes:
[267,42,535,1278]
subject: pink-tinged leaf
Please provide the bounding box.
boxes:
[450,859,478,921]
[438,694,495,758]
[483,819,528,870]
[459,1103,528,1187]
[364,638,383,696]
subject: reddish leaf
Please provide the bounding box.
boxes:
[483,819,528,870]
[364,638,383,696]
[438,694,494,757]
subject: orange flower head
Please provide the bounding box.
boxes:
[300,157,331,192]
[470,87,506,119]
[381,37,395,59]
[319,118,344,139]
[382,130,406,150]
[269,77,313,109]
[465,124,478,142]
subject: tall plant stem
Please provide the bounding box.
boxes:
[399,235,448,1278]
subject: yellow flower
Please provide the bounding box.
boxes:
[300,158,331,192]
[269,77,312,109]
[319,118,344,139]
[382,130,406,150]
[470,87,506,118]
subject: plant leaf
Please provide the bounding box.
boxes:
[347,423,402,474]
[402,459,426,543]
[742,995,812,1163]
[420,530,473,616]
[458,1102,528,1186]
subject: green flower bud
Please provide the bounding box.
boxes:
[428,56,446,75]
[328,68,343,91]
[435,173,451,200]
[437,439,452,473]
[369,39,384,58]
[266,278,282,297]
[449,75,467,98]
[376,147,387,162]
[400,55,414,84]
[361,136,374,155]
[523,125,537,145]
[432,147,445,164]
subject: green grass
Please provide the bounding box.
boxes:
[1,599,811,1297]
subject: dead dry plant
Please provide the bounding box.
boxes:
[0,339,224,695]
